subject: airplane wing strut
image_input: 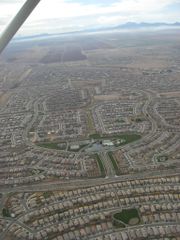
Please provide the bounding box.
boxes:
[0,0,41,54]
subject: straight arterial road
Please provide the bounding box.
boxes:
[1,169,180,194]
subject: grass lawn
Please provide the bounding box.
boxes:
[2,208,11,217]
[37,142,66,150]
[157,155,168,162]
[43,192,52,199]
[89,133,102,139]
[113,208,140,225]
[114,134,141,144]
[94,154,106,177]
[108,152,120,175]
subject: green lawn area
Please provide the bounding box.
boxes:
[43,192,52,199]
[114,134,141,144]
[113,208,140,225]
[89,133,102,139]
[2,208,11,217]
[131,116,145,123]
[134,118,144,122]
[157,155,168,162]
[94,154,106,177]
[108,152,120,175]
[37,142,66,150]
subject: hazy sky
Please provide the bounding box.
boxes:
[0,0,179,36]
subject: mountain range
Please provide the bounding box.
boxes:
[116,22,180,29]
[15,22,180,40]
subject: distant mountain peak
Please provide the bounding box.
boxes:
[15,22,180,41]
[116,22,180,29]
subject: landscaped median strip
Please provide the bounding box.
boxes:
[94,153,106,177]
[108,151,120,176]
